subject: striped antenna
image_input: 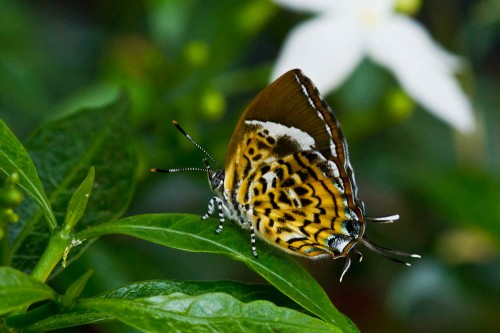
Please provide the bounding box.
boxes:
[172,120,221,170]
[151,167,210,173]
[361,236,421,266]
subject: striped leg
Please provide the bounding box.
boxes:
[202,197,216,220]
[249,222,258,258]
[203,197,225,234]
[239,217,258,257]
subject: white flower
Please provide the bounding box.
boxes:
[272,0,475,132]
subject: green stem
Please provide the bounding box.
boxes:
[30,230,69,282]
[0,230,8,266]
[0,209,10,266]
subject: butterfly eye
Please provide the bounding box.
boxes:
[210,171,224,190]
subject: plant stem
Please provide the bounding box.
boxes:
[30,230,69,282]
[0,230,8,266]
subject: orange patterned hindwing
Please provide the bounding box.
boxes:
[225,119,364,258]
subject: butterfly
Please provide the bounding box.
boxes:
[152,69,419,281]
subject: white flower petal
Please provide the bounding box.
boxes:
[272,15,365,94]
[272,0,342,13]
[367,15,475,132]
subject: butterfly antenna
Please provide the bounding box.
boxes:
[151,167,210,173]
[361,236,421,266]
[364,214,400,223]
[172,120,221,169]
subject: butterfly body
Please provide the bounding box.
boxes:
[154,69,418,279]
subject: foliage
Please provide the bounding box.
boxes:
[0,97,356,332]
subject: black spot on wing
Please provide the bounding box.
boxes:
[299,220,311,237]
[260,165,271,174]
[259,177,268,193]
[275,168,284,180]
[252,153,262,162]
[294,186,308,196]
[292,209,306,217]
[300,198,313,206]
[273,135,300,158]
[278,192,292,206]
[277,227,291,234]
[282,178,295,187]
[305,151,319,163]
[287,236,308,245]
[243,155,252,178]
[268,192,279,209]
[257,141,269,150]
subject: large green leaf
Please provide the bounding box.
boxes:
[102,280,301,306]
[77,213,358,332]
[0,119,56,229]
[16,280,302,332]
[75,293,340,333]
[10,93,137,273]
[0,267,56,316]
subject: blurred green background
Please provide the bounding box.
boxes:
[1,0,498,332]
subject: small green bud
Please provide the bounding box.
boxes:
[201,89,226,120]
[386,89,414,121]
[184,41,210,67]
[3,208,19,224]
[6,172,20,185]
[0,188,24,208]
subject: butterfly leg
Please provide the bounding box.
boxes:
[238,217,258,258]
[202,197,216,220]
[203,197,226,234]
[248,221,258,258]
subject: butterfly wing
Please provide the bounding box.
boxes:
[243,150,364,257]
[224,69,365,257]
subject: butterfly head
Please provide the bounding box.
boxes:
[203,158,225,195]
[151,120,226,196]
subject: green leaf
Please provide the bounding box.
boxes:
[0,267,56,315]
[10,93,137,273]
[17,280,303,332]
[76,293,341,333]
[61,269,93,309]
[63,166,95,234]
[0,119,56,229]
[98,280,302,309]
[77,213,358,332]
